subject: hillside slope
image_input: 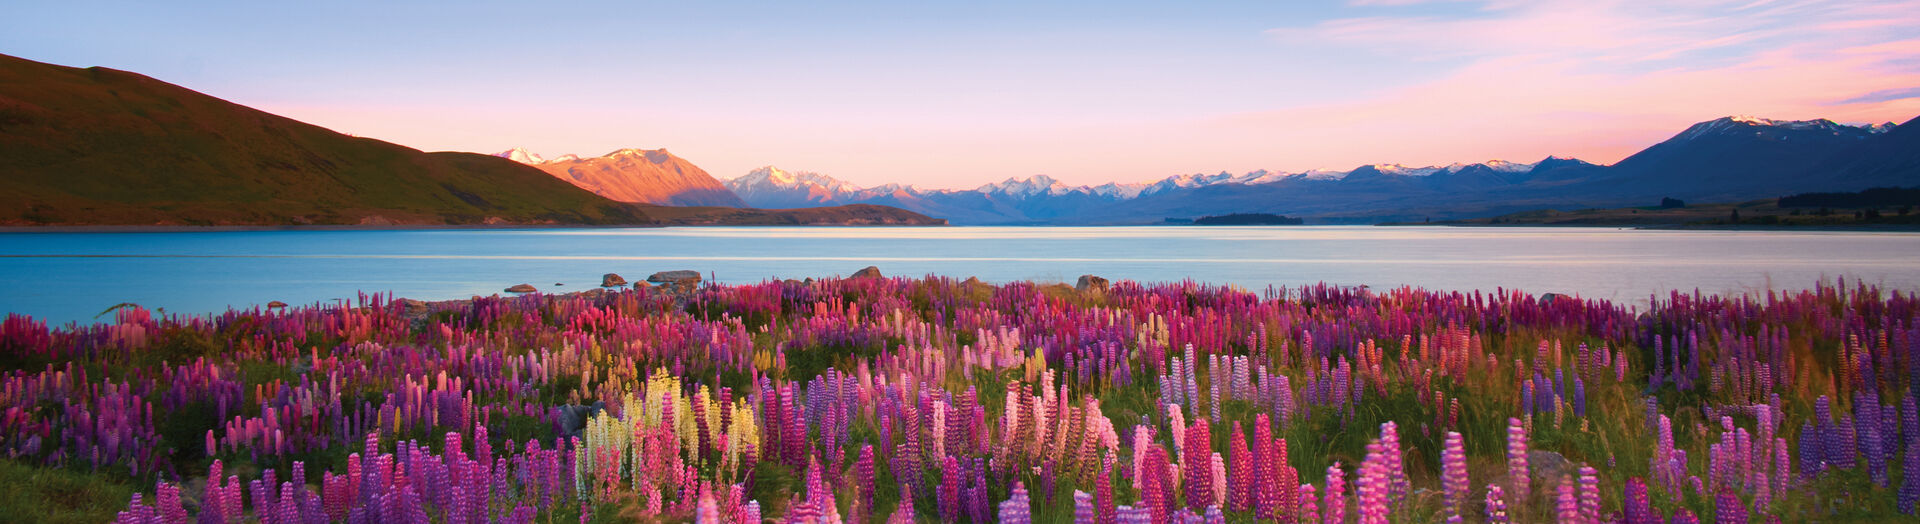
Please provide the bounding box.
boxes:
[0,53,664,226]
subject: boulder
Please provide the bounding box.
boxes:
[1076,274,1109,292]
[601,273,628,287]
[1529,450,1576,485]
[1540,293,1567,305]
[648,270,702,284]
[265,300,288,309]
[505,284,536,293]
[557,401,608,440]
[852,266,883,279]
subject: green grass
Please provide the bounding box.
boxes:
[0,459,140,524]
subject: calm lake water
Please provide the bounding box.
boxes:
[3,226,1918,326]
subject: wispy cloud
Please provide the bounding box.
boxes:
[1836,86,1920,104]
[1233,0,1920,169]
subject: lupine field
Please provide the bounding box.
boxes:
[3,276,1919,523]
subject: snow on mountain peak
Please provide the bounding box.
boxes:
[978,175,1069,197]
[493,148,546,165]
[1678,115,1883,141]
[730,166,861,193]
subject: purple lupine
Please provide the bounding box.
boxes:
[1074,490,1096,524]
[1901,438,1920,514]
[1485,484,1509,524]
[999,481,1032,524]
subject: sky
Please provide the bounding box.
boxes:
[5,0,1920,189]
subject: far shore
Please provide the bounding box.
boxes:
[0,222,967,233]
[1377,221,1920,232]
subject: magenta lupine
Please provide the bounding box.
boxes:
[1142,447,1173,524]
[1325,462,1348,524]
[1442,430,1469,518]
[1183,421,1213,511]
[1624,476,1655,524]
[1098,456,1118,524]
[1229,422,1252,511]
[1715,486,1748,524]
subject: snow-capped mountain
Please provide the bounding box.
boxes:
[722,167,870,208]
[497,148,744,207]
[723,115,1918,224]
[976,175,1074,198]
[1673,116,1892,141]
[494,147,546,165]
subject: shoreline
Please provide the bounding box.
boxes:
[1379,221,1920,232]
[0,222,963,233]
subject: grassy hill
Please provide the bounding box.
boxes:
[0,53,941,226]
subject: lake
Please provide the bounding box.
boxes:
[3,226,1918,325]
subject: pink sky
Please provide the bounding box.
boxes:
[7,0,1918,189]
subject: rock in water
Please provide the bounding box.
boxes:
[1540,293,1567,305]
[505,284,536,293]
[1076,274,1109,292]
[648,270,702,284]
[265,300,288,309]
[852,266,883,279]
[601,273,628,287]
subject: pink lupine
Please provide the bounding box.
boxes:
[1442,431,1470,518]
[1297,483,1319,524]
[1557,475,1578,523]
[1507,418,1530,505]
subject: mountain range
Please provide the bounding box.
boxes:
[6,49,1913,227]
[717,115,1919,224]
[0,53,937,226]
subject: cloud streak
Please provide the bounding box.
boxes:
[1234,0,1920,170]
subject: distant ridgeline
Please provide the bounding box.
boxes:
[1191,213,1305,225]
[1778,186,1920,208]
